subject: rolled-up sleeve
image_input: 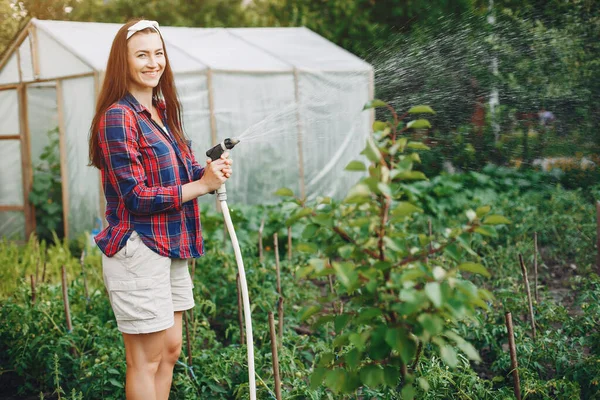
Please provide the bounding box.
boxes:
[98,107,182,215]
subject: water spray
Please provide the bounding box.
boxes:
[204,137,256,400]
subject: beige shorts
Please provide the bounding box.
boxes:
[101,231,195,334]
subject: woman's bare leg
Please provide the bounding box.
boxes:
[155,311,184,400]
[123,330,166,400]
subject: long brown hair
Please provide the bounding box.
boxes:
[89,19,187,169]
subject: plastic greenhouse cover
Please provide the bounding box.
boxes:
[211,72,301,204]
[37,27,92,80]
[162,28,290,71]
[231,28,372,72]
[298,71,371,201]
[0,53,19,85]
[28,84,57,165]
[0,140,24,206]
[62,76,101,238]
[0,211,25,240]
[0,89,19,135]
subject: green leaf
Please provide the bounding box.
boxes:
[407,142,430,150]
[333,333,350,348]
[392,202,423,217]
[286,207,313,226]
[362,135,382,163]
[108,379,123,388]
[439,345,458,367]
[302,224,320,239]
[383,366,400,387]
[309,258,326,272]
[360,365,384,388]
[372,121,388,132]
[393,171,428,181]
[349,332,367,351]
[406,119,431,129]
[296,266,313,279]
[418,377,430,391]
[310,367,327,390]
[418,313,444,336]
[408,105,436,114]
[483,215,511,225]
[345,348,362,370]
[390,137,408,155]
[476,205,491,218]
[475,226,498,237]
[274,187,295,197]
[363,99,387,110]
[324,369,346,393]
[425,282,443,308]
[297,242,318,254]
[338,245,354,258]
[357,307,383,323]
[334,314,351,332]
[345,160,367,171]
[445,331,481,361]
[377,182,391,197]
[299,305,321,322]
[344,183,372,204]
[332,262,357,288]
[401,384,416,400]
[458,262,491,278]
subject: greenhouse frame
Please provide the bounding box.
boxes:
[0,19,373,240]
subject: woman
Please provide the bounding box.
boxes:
[88,19,232,400]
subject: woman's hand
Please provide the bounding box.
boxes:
[200,152,233,192]
[181,152,233,201]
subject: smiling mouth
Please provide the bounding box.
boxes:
[143,71,160,77]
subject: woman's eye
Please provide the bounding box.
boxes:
[156,52,164,56]
[137,54,147,58]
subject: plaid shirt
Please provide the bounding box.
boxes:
[95,93,204,259]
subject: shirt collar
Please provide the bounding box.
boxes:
[123,92,166,116]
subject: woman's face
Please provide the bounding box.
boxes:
[127,32,165,92]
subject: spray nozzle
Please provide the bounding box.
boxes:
[206,137,240,161]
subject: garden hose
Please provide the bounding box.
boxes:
[205,139,257,400]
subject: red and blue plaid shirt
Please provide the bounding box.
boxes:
[95,93,204,259]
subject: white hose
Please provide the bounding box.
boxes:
[218,186,256,400]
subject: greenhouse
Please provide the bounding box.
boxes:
[0,19,373,240]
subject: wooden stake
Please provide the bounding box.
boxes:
[287,226,292,261]
[184,310,193,378]
[258,216,265,262]
[277,297,284,342]
[505,312,522,400]
[236,273,245,345]
[274,233,281,295]
[79,251,89,303]
[518,254,536,339]
[268,312,282,400]
[61,265,73,332]
[533,232,539,303]
[596,201,600,274]
[274,233,284,342]
[30,274,35,304]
